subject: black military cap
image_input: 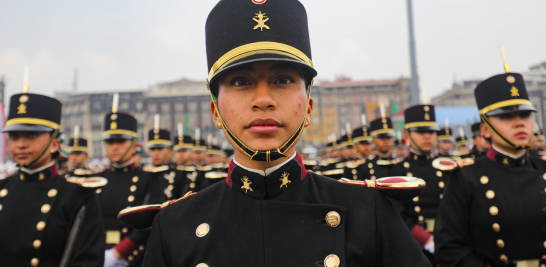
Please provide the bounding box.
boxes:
[437,128,454,142]
[173,135,194,152]
[206,0,317,98]
[352,127,372,144]
[456,136,469,147]
[194,138,207,152]
[394,139,406,148]
[67,138,88,153]
[338,134,353,149]
[207,145,223,156]
[475,73,535,116]
[147,129,172,149]
[3,93,62,132]
[404,105,439,131]
[535,127,545,141]
[370,118,395,138]
[471,122,482,138]
[102,112,137,140]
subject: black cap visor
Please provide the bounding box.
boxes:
[2,124,54,132]
[373,133,395,138]
[102,134,135,141]
[406,126,440,132]
[485,104,536,116]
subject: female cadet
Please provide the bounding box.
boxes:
[0,90,105,266]
[434,72,546,266]
[120,0,430,266]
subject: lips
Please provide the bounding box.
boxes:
[515,132,528,138]
[247,118,282,134]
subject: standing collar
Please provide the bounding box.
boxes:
[233,152,297,176]
[487,145,528,167]
[375,151,393,160]
[111,160,136,172]
[19,161,58,181]
[226,154,308,200]
[408,149,432,161]
[20,161,55,175]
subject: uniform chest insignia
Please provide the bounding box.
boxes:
[253,11,270,31]
[432,157,458,171]
[502,157,509,165]
[510,86,519,97]
[279,171,291,188]
[241,176,253,193]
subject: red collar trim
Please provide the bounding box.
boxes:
[225,153,307,187]
[49,163,58,177]
[487,147,498,162]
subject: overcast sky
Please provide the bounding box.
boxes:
[1,0,545,102]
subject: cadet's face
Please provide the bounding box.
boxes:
[406,130,437,152]
[374,137,394,154]
[473,135,491,149]
[68,152,88,167]
[192,151,205,162]
[175,149,191,163]
[8,131,59,168]
[457,145,469,155]
[485,111,533,150]
[437,140,454,152]
[396,148,408,158]
[355,143,372,156]
[214,62,312,155]
[149,147,169,165]
[104,139,135,163]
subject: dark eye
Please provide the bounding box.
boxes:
[275,78,293,84]
[520,112,531,119]
[27,132,40,139]
[8,133,19,141]
[232,79,250,86]
[500,114,513,120]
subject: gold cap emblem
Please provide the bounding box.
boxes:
[253,11,270,31]
[510,86,519,97]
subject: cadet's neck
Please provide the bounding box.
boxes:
[492,144,525,159]
[234,149,296,171]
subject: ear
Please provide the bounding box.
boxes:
[404,129,410,140]
[210,100,222,129]
[50,138,61,151]
[480,123,491,138]
[304,98,313,128]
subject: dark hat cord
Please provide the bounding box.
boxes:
[208,80,312,162]
[480,114,532,150]
[18,128,60,168]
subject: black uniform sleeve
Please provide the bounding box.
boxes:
[142,213,170,267]
[67,186,106,267]
[434,169,484,267]
[374,190,431,267]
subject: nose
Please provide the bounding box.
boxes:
[251,80,277,112]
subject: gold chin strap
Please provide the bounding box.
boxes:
[116,138,137,165]
[21,128,60,168]
[480,114,532,150]
[207,79,313,162]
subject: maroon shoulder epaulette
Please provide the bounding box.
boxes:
[338,176,426,201]
[118,192,196,230]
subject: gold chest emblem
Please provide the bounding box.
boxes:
[253,11,270,31]
[279,171,291,188]
[510,86,519,97]
[241,176,253,193]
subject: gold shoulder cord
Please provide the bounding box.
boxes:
[207,79,312,162]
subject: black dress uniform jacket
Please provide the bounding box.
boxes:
[0,164,105,267]
[347,154,400,181]
[143,164,185,201]
[142,154,431,266]
[98,162,162,265]
[434,148,546,267]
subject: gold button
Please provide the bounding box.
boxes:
[31,258,39,267]
[352,169,357,174]
[41,204,51,213]
[96,188,102,194]
[418,215,424,221]
[36,221,46,231]
[128,255,134,261]
[196,223,210,237]
[168,185,174,191]
[128,195,135,202]
[492,223,500,232]
[132,176,139,183]
[130,185,137,192]
[497,239,505,248]
[38,173,45,180]
[0,204,2,211]
[48,189,57,197]
[414,206,421,212]
[500,254,508,262]
[353,176,357,180]
[123,167,128,172]
[407,173,413,177]
[196,264,209,267]
[371,176,376,180]
[369,169,375,175]
[436,171,442,177]
[543,173,546,181]
[139,245,145,251]
[414,155,418,160]
[324,254,340,267]
[413,197,419,202]
[133,250,139,255]
[438,181,445,188]
[439,194,443,199]
[543,241,546,249]
[33,240,41,249]
[490,206,498,216]
[325,211,341,227]
[122,227,128,233]
[368,163,373,168]
[486,190,495,199]
[0,189,7,197]
[480,176,489,184]
[190,182,196,188]
[169,179,174,184]
[404,162,410,168]
[20,173,24,180]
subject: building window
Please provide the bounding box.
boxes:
[135,101,143,111]
[148,103,157,113]
[188,102,198,113]
[161,102,171,114]
[174,103,184,112]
